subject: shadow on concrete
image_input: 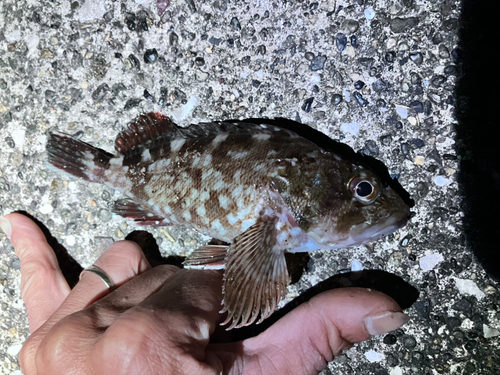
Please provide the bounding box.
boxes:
[125,230,185,268]
[455,0,500,281]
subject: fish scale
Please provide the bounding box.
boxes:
[113,119,323,240]
[46,112,410,329]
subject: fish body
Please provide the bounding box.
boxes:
[47,112,410,329]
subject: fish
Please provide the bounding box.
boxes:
[46,112,410,330]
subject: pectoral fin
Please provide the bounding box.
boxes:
[221,216,289,330]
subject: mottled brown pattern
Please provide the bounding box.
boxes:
[149,143,170,162]
[179,136,215,155]
[122,152,143,168]
[52,113,406,243]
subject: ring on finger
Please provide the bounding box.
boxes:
[80,265,116,291]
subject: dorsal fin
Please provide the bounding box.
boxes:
[115,112,180,154]
[115,112,299,155]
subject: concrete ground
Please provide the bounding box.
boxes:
[0,0,498,374]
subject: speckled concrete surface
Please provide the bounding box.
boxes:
[1,0,499,374]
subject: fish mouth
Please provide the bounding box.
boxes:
[311,210,409,249]
[350,210,409,246]
[305,205,410,250]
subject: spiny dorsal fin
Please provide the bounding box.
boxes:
[115,112,299,155]
[115,112,179,155]
[183,245,228,270]
[221,216,289,330]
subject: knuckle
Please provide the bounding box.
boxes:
[109,240,142,258]
[100,241,145,271]
[19,335,38,374]
[13,238,34,259]
[98,310,214,374]
[20,260,57,300]
[35,312,97,372]
[96,312,158,371]
[36,322,77,370]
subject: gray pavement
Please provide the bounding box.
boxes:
[1,0,499,374]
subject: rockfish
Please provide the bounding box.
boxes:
[46,112,410,329]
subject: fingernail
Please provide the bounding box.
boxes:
[0,216,12,239]
[364,311,410,336]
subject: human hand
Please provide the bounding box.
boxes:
[1,213,410,375]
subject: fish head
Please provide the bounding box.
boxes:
[304,165,410,249]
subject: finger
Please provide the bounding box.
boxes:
[91,269,224,374]
[44,240,151,327]
[1,213,70,333]
[85,264,180,327]
[32,265,180,375]
[20,240,151,375]
[212,288,409,374]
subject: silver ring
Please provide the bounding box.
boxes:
[80,265,116,291]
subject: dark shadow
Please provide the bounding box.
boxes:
[230,117,414,209]
[124,230,185,268]
[455,0,500,280]
[285,252,310,284]
[15,210,83,288]
[211,269,419,343]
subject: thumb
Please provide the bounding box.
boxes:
[214,287,409,374]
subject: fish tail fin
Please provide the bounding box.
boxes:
[46,132,114,182]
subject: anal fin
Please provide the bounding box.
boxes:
[221,216,289,330]
[183,245,228,270]
[113,198,167,226]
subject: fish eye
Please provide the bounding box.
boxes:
[356,181,373,197]
[348,175,380,203]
